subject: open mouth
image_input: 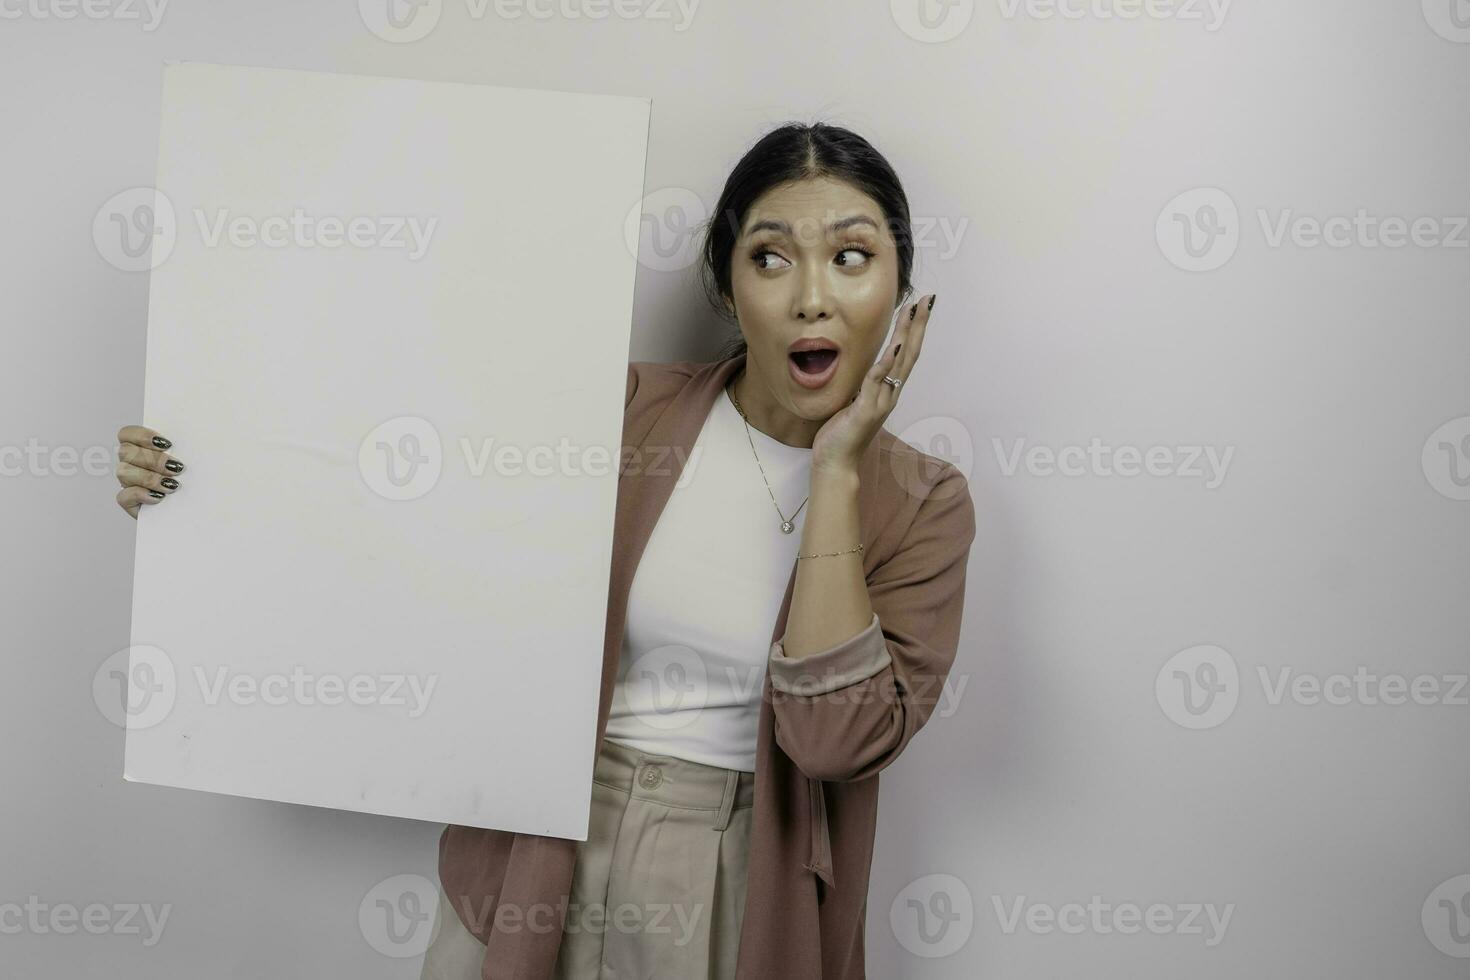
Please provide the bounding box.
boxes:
[788,347,841,389]
[790,349,838,375]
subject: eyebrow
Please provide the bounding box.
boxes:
[742,215,881,239]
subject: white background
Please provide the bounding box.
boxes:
[3,0,1468,976]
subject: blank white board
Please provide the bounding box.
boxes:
[125,62,651,840]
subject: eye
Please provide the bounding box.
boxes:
[751,247,790,271]
[836,246,874,267]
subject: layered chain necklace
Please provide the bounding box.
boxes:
[726,379,809,534]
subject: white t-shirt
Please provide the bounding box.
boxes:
[602,384,813,772]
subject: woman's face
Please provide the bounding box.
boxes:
[725,176,902,441]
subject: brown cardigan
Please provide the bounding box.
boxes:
[438,352,976,979]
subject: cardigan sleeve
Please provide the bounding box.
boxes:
[767,462,976,783]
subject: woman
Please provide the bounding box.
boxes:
[113,122,975,980]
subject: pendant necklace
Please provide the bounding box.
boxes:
[726,380,808,534]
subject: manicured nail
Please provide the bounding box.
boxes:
[909,305,917,320]
[148,490,165,499]
[152,435,172,450]
[161,477,179,490]
[928,294,936,311]
[165,460,184,473]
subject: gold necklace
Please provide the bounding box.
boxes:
[726,380,808,534]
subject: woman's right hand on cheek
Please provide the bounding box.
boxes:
[115,425,184,520]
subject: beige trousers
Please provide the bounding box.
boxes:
[420,737,755,980]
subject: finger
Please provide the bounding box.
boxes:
[117,440,185,479]
[115,460,181,495]
[872,302,919,407]
[116,484,166,519]
[880,298,921,384]
[856,346,894,409]
[117,424,175,453]
[874,352,903,411]
[890,293,934,385]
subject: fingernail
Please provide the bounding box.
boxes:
[161,477,179,490]
[894,344,902,357]
[928,294,936,311]
[909,305,917,320]
[148,490,165,499]
[152,436,172,450]
[165,460,184,473]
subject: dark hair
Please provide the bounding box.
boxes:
[698,122,916,361]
